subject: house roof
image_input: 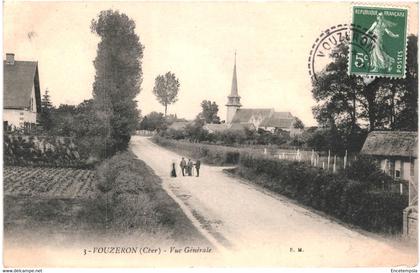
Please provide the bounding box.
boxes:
[168,121,190,130]
[4,60,41,111]
[231,108,274,123]
[204,123,228,132]
[229,122,255,131]
[260,112,295,128]
[361,131,418,158]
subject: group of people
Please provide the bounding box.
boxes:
[171,157,201,178]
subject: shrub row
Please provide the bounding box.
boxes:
[237,154,408,234]
[4,134,92,169]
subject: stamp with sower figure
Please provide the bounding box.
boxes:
[349,6,408,78]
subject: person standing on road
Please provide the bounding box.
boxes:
[180,157,186,176]
[187,159,193,176]
[195,160,201,177]
[170,162,177,178]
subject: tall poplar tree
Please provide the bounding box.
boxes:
[90,10,144,157]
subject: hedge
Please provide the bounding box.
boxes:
[237,153,408,234]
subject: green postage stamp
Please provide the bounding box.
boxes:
[349,6,408,78]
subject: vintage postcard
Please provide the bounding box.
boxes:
[2,1,419,269]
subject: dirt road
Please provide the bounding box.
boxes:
[130,136,417,267]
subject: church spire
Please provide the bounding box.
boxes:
[230,51,238,96]
[226,51,241,124]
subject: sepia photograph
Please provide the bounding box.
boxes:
[2,1,419,269]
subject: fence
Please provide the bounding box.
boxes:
[262,147,354,173]
[136,130,156,136]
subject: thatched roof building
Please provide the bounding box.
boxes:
[361,131,418,158]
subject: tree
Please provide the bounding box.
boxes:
[153,72,180,116]
[185,117,208,142]
[38,89,55,131]
[198,100,221,124]
[392,35,418,131]
[139,112,167,131]
[91,10,144,157]
[293,117,305,129]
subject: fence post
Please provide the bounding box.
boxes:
[311,150,314,166]
[322,162,325,169]
[264,148,267,155]
[327,150,331,171]
[333,155,336,173]
[344,150,347,170]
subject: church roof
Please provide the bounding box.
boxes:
[231,108,274,123]
[4,60,41,111]
[260,112,295,128]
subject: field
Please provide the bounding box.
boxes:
[4,166,96,198]
[4,154,209,264]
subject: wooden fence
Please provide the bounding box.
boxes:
[263,147,355,173]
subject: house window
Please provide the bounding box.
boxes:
[395,170,401,178]
[20,112,24,116]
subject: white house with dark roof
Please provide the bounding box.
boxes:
[224,54,300,134]
[4,53,41,130]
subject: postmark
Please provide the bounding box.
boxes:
[349,6,408,78]
[308,24,376,82]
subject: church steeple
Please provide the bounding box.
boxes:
[230,52,239,96]
[226,51,241,124]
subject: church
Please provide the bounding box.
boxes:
[205,55,301,135]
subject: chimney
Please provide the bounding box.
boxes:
[6,53,15,65]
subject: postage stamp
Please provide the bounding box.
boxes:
[349,6,408,78]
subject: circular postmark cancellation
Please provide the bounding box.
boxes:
[308,24,377,83]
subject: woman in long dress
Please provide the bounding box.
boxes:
[170,162,177,177]
[367,12,400,73]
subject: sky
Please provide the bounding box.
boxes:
[4,1,418,126]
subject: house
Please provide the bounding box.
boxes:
[361,131,417,185]
[4,53,41,130]
[225,54,301,135]
[203,123,228,133]
[361,131,418,240]
[229,122,255,132]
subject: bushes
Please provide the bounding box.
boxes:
[344,154,394,189]
[237,153,408,234]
